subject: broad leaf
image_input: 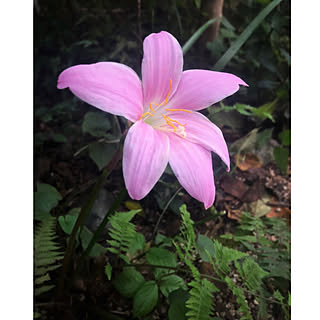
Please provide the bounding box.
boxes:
[58,214,77,235]
[88,142,117,170]
[160,275,187,298]
[279,129,291,146]
[82,111,111,137]
[168,289,189,320]
[34,183,62,221]
[113,267,145,298]
[274,147,289,175]
[196,234,215,262]
[133,281,158,317]
[146,247,177,279]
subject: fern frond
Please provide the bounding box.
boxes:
[176,206,219,320]
[235,258,268,293]
[186,278,218,320]
[212,240,247,276]
[225,277,253,320]
[34,216,63,297]
[106,210,140,262]
[179,205,196,254]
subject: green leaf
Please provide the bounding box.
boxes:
[133,281,159,318]
[146,247,177,279]
[80,226,106,257]
[113,267,145,298]
[234,103,255,116]
[58,214,77,235]
[214,0,282,71]
[182,18,217,55]
[274,147,289,175]
[273,289,284,303]
[239,258,269,292]
[105,263,112,281]
[155,233,172,247]
[168,289,189,320]
[196,235,215,262]
[34,183,62,221]
[257,128,273,149]
[82,111,111,137]
[252,100,277,121]
[88,142,117,171]
[213,240,248,274]
[288,292,291,306]
[279,129,291,146]
[128,232,145,256]
[160,275,187,298]
[52,133,67,143]
[194,0,201,9]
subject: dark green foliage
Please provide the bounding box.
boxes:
[211,240,248,276]
[224,212,291,281]
[34,183,62,221]
[220,212,290,318]
[168,289,189,320]
[146,247,178,279]
[113,267,145,298]
[175,205,218,320]
[224,277,252,320]
[133,281,159,318]
[107,210,142,263]
[34,217,63,297]
[186,279,217,320]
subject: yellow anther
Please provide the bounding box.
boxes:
[165,116,186,127]
[162,115,176,132]
[164,108,192,113]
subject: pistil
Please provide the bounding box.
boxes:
[138,79,192,138]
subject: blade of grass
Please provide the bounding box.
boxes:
[213,0,282,71]
[182,18,217,55]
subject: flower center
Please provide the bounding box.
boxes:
[139,79,192,138]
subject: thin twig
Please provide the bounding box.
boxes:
[73,138,120,157]
[151,186,182,239]
[56,148,123,300]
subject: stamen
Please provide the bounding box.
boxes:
[164,108,192,113]
[165,116,186,127]
[148,79,173,110]
[164,79,172,105]
[139,111,154,120]
[149,104,155,112]
[162,115,176,132]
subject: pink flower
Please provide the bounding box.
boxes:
[57,31,247,209]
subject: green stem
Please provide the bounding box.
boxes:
[82,188,128,258]
[151,186,182,239]
[56,147,123,300]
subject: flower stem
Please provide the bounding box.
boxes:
[56,147,123,300]
[82,188,128,258]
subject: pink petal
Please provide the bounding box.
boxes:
[168,111,230,170]
[142,31,183,109]
[57,62,143,122]
[123,121,170,200]
[167,69,248,111]
[168,135,215,209]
